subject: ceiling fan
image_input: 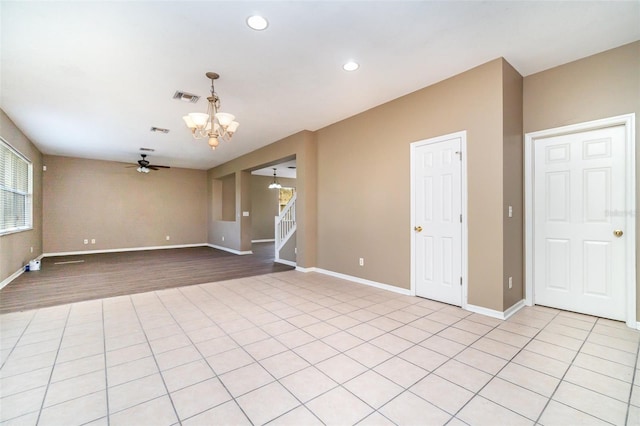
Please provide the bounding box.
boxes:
[129,154,170,173]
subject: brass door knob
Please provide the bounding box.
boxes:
[414,226,423,232]
[613,229,623,237]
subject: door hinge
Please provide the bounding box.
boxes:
[460,277,462,286]
[455,151,462,161]
[460,214,462,223]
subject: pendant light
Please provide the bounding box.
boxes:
[268,168,282,189]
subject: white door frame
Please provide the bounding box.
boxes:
[524,114,636,328]
[410,130,469,309]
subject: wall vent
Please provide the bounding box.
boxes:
[150,127,170,133]
[173,91,200,103]
[139,147,155,152]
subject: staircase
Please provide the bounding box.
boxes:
[275,193,296,263]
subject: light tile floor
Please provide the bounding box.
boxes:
[1,270,639,425]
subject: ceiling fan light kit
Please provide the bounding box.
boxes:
[183,72,239,151]
[132,154,170,173]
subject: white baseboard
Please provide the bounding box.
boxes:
[295,266,317,273]
[252,239,275,243]
[0,266,25,290]
[299,267,411,296]
[275,259,296,267]
[636,322,640,331]
[44,243,208,258]
[465,299,526,320]
[207,244,253,255]
[1,253,44,290]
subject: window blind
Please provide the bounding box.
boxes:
[0,138,32,234]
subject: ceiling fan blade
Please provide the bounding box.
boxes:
[148,165,170,169]
[148,166,159,170]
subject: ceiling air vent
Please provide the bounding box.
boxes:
[150,127,170,133]
[173,91,200,103]
[139,147,155,152]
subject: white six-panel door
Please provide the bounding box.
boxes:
[413,135,463,306]
[533,125,627,320]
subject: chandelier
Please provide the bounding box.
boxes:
[182,72,239,150]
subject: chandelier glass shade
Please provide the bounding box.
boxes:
[183,72,239,150]
[268,168,282,189]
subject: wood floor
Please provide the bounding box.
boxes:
[0,243,293,314]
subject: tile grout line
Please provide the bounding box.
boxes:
[128,295,182,425]
[189,280,332,425]
[100,272,392,421]
[195,280,519,425]
[6,272,635,426]
[34,306,72,425]
[444,308,562,424]
[261,277,423,425]
[195,277,411,424]
[154,287,259,426]
[0,311,37,371]
[373,309,506,424]
[101,299,110,426]
[624,327,639,426]
[532,316,599,425]
[536,319,640,420]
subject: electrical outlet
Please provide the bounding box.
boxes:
[359,258,364,266]
[508,205,513,218]
[84,239,88,245]
[166,235,170,241]
[222,236,225,242]
[91,239,96,244]
[508,276,513,289]
[30,246,33,253]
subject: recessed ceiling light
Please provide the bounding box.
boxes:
[343,61,359,71]
[247,15,268,31]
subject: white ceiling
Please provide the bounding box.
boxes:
[1,1,638,170]
[252,160,297,179]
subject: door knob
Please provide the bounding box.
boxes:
[613,229,623,237]
[414,226,423,232]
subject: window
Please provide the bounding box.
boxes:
[0,137,33,235]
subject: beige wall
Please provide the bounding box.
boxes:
[523,41,640,320]
[280,231,297,263]
[221,173,236,221]
[316,59,507,311]
[502,60,524,309]
[208,131,317,267]
[0,110,43,283]
[43,155,207,253]
[251,175,296,241]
